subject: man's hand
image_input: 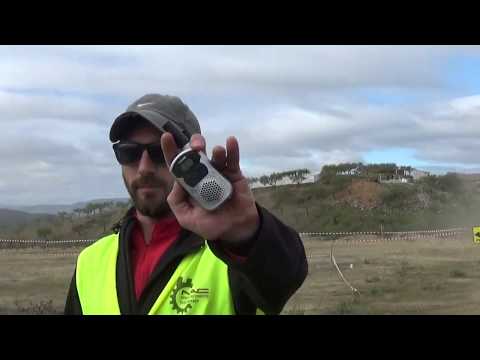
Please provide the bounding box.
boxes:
[161,133,260,246]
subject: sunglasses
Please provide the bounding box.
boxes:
[113,141,166,166]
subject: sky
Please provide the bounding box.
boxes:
[1,45,480,206]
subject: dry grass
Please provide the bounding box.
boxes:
[1,235,480,315]
[282,233,480,314]
[0,248,80,314]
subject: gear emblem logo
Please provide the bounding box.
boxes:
[169,277,209,314]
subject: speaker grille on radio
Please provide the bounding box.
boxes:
[200,178,223,203]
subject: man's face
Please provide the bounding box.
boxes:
[121,124,175,219]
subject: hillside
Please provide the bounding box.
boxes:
[0,209,54,230]
[3,197,130,215]
[253,173,480,232]
[0,172,478,239]
[0,202,129,240]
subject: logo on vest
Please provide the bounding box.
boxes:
[169,277,209,314]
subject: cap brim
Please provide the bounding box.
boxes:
[109,110,170,142]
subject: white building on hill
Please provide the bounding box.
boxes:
[378,167,431,184]
[410,169,430,180]
[337,167,362,176]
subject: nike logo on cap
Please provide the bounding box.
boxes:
[137,102,155,108]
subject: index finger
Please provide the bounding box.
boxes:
[160,132,180,167]
[226,136,241,173]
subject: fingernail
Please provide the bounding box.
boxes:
[191,140,202,148]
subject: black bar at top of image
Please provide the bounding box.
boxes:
[2,7,480,45]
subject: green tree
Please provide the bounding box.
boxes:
[437,173,463,194]
[58,211,68,222]
[85,203,96,216]
[288,169,310,184]
[267,172,282,186]
[102,201,114,212]
[259,175,270,186]
[73,208,83,218]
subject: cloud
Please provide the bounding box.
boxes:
[201,92,480,176]
[0,130,123,206]
[0,45,480,205]
[0,90,115,126]
[0,45,462,98]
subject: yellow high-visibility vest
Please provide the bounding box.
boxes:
[75,233,237,315]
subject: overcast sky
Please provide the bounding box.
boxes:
[1,45,480,206]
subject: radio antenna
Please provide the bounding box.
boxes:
[163,121,191,149]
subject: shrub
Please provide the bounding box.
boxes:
[450,269,466,278]
[369,287,385,296]
[437,173,464,194]
[14,299,59,315]
[381,185,415,209]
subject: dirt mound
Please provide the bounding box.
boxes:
[334,179,383,210]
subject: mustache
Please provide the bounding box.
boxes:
[132,175,166,190]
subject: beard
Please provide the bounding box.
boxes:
[123,172,174,219]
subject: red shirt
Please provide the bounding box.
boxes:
[130,215,181,301]
[130,214,248,301]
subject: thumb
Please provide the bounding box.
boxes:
[167,181,192,214]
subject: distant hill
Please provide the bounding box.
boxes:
[1,171,478,239]
[0,209,54,230]
[0,201,131,240]
[252,173,480,232]
[4,197,130,215]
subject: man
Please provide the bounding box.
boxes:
[64,94,308,315]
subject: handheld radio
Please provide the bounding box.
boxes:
[164,121,233,211]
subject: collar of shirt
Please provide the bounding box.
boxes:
[130,212,182,300]
[131,213,181,248]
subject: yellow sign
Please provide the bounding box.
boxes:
[473,227,480,243]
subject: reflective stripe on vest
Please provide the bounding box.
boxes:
[76,233,236,315]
